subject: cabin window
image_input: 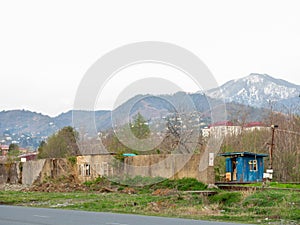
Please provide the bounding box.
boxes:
[79,163,91,176]
[84,163,91,176]
[249,160,258,171]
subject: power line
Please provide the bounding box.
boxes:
[276,129,300,136]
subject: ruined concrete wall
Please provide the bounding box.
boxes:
[76,155,117,182]
[0,162,21,184]
[124,154,215,184]
[76,154,215,184]
[0,154,214,186]
[22,159,46,185]
[22,158,70,185]
[40,158,70,181]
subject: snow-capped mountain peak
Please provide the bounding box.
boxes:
[207,73,300,108]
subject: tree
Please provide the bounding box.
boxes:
[7,143,21,161]
[38,126,80,158]
[130,113,150,140]
[100,113,151,156]
[102,129,132,154]
[37,140,46,157]
[159,112,202,154]
[9,143,19,151]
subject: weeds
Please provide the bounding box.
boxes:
[244,182,300,189]
[209,192,242,206]
[0,178,299,224]
[243,191,285,207]
[153,177,207,191]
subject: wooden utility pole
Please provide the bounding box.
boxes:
[269,124,278,169]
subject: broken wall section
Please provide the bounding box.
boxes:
[77,154,215,184]
[22,158,72,185]
[0,162,22,184]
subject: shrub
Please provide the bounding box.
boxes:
[83,176,109,187]
[209,192,242,206]
[243,191,285,207]
[153,177,207,191]
[67,156,77,166]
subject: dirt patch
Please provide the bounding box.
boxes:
[0,184,28,191]
[26,175,119,193]
[120,187,136,194]
[27,175,88,192]
[152,188,178,196]
[147,201,177,212]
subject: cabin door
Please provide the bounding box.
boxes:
[232,158,237,181]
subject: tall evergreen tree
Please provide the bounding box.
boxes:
[130,113,150,139]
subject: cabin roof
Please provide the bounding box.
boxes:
[219,151,268,158]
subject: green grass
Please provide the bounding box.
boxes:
[241,190,300,222]
[244,182,300,189]
[243,191,286,207]
[151,177,207,191]
[209,192,242,206]
[102,176,207,193]
[0,189,299,224]
[110,175,166,187]
[0,177,299,224]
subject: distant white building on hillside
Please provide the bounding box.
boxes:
[204,121,242,138]
[201,121,269,138]
[243,122,269,132]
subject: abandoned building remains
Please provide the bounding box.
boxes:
[0,153,215,185]
[1,151,268,186]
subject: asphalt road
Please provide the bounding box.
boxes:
[0,205,245,225]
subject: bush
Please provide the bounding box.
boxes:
[153,177,207,191]
[209,192,242,206]
[243,191,285,207]
[67,156,77,166]
[83,176,109,187]
[111,176,165,187]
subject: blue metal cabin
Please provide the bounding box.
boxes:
[219,152,268,182]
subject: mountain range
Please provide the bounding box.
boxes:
[1,73,299,149]
[207,73,300,109]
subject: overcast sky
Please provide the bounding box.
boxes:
[1,0,300,116]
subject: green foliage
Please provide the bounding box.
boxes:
[214,156,226,182]
[243,191,285,207]
[110,175,165,187]
[113,151,126,162]
[220,145,235,153]
[81,176,207,192]
[241,190,300,222]
[9,143,19,151]
[109,176,207,190]
[83,176,109,188]
[209,192,242,206]
[37,140,46,155]
[38,126,79,159]
[130,113,150,140]
[1,187,300,224]
[67,156,77,166]
[269,182,300,189]
[245,182,300,189]
[103,130,132,155]
[153,177,207,191]
[7,144,21,162]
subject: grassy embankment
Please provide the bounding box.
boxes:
[0,177,299,224]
